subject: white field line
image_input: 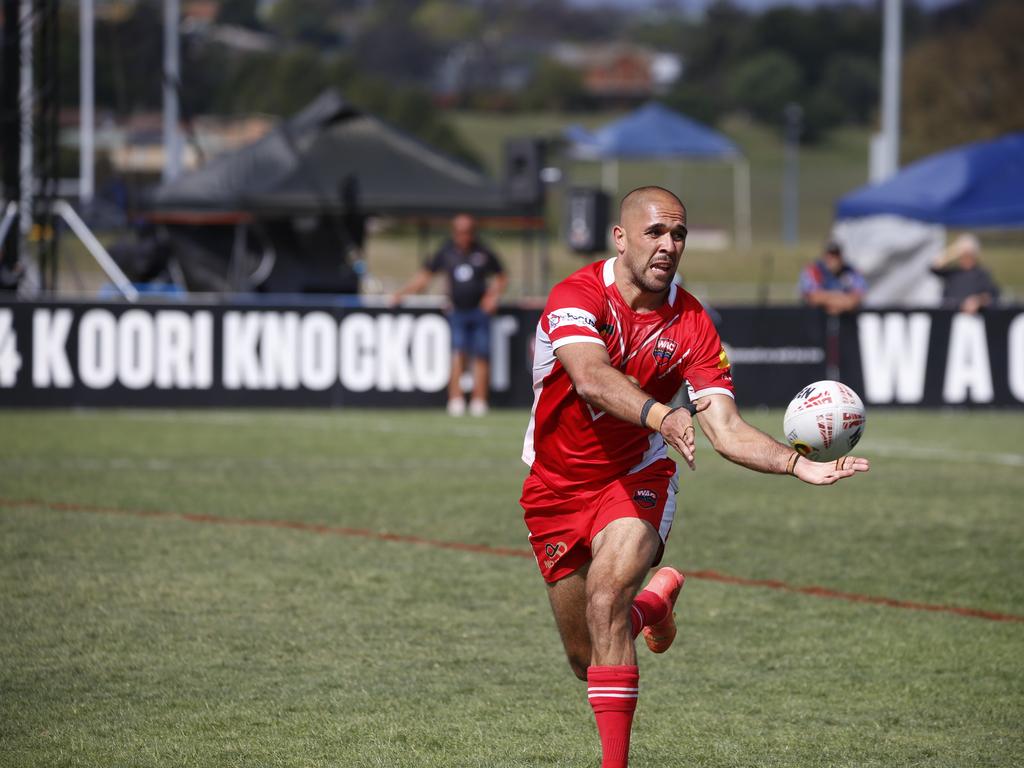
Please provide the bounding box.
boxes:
[36,412,1024,469]
[855,439,1024,468]
[96,410,510,438]
[3,455,511,473]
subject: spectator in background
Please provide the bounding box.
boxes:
[931,233,1000,314]
[392,213,508,417]
[799,241,867,315]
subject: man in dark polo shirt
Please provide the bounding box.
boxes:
[392,214,508,416]
[931,233,1000,314]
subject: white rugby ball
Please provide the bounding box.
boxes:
[783,380,866,462]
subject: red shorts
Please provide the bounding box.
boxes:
[520,458,680,583]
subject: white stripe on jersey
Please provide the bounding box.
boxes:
[658,469,680,542]
[551,335,605,351]
[522,324,558,467]
[547,306,599,333]
[602,257,616,286]
[624,315,680,364]
[604,298,627,360]
[628,431,668,476]
[688,385,735,400]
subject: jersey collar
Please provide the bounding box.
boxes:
[603,256,681,314]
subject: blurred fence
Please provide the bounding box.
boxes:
[1,300,1022,408]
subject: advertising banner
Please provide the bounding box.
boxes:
[1,300,1021,408]
[0,301,535,408]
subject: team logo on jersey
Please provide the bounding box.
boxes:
[543,541,569,570]
[633,489,658,509]
[653,338,677,363]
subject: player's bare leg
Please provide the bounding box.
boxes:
[546,567,591,681]
[470,357,490,414]
[447,351,466,415]
[585,518,661,768]
[587,518,661,665]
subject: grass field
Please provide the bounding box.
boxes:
[1,407,1022,767]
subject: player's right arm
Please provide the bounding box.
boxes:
[695,393,870,485]
[555,342,707,469]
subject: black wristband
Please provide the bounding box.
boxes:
[639,398,658,428]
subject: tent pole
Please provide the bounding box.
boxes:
[601,160,618,198]
[667,162,682,197]
[733,159,752,253]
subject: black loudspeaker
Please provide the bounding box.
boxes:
[503,138,546,206]
[566,187,610,254]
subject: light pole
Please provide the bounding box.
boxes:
[872,0,902,182]
[782,102,802,246]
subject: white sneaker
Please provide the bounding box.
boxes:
[469,399,488,417]
[447,398,466,417]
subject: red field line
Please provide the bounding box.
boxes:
[3,497,1022,624]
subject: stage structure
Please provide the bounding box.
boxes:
[0,0,139,301]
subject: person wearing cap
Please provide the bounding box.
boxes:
[799,241,867,315]
[931,234,1000,314]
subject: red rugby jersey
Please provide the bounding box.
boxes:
[522,257,734,493]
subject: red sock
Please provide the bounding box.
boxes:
[629,589,669,638]
[587,664,639,768]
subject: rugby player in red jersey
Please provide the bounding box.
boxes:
[520,186,869,768]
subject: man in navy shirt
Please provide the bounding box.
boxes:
[799,241,867,315]
[393,214,508,416]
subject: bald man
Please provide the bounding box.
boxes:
[519,187,869,768]
[392,214,507,416]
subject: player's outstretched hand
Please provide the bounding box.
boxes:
[661,400,711,470]
[793,454,870,485]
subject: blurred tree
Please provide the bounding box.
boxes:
[217,0,263,30]
[903,0,1024,158]
[818,54,878,125]
[520,58,591,112]
[728,50,802,127]
[264,0,342,46]
[663,81,726,126]
[412,0,483,45]
[350,8,438,85]
[681,1,753,84]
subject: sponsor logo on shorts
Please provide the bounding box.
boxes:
[543,541,568,570]
[633,488,658,509]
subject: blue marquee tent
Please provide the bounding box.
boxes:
[836,133,1024,228]
[565,103,751,250]
[567,102,741,160]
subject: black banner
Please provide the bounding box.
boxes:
[1,300,1021,408]
[713,307,828,407]
[838,309,1024,406]
[0,301,537,408]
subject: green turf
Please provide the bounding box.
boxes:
[1,407,1022,767]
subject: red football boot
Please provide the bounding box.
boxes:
[640,567,685,654]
